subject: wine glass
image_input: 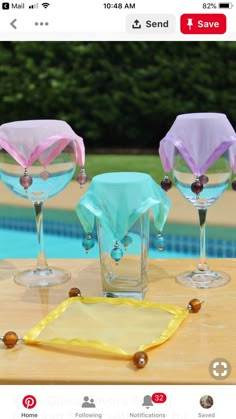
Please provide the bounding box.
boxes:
[173,148,231,288]
[0,120,85,287]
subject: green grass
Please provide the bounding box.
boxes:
[76,154,168,184]
[75,154,235,191]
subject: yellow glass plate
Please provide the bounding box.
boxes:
[24,296,188,357]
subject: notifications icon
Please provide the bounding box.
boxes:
[142,395,153,409]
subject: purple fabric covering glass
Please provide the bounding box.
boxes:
[0,120,85,168]
[159,113,236,176]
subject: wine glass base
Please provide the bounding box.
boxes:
[176,270,230,289]
[14,267,71,287]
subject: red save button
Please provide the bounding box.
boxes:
[181,14,226,34]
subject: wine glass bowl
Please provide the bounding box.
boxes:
[0,144,76,202]
[173,149,231,289]
[173,151,231,210]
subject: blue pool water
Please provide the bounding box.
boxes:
[0,228,196,259]
[1,207,236,259]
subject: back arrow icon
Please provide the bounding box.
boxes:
[10,19,17,29]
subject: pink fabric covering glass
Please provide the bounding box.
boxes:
[159,113,236,176]
[0,120,85,168]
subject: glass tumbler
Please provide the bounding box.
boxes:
[96,210,150,300]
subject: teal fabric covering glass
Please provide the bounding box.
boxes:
[75,172,171,241]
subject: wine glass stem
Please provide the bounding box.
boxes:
[197,208,209,272]
[34,201,49,271]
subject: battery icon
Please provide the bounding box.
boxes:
[218,2,233,7]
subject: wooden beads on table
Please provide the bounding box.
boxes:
[1,331,19,348]
[68,287,81,298]
[187,298,204,313]
[133,351,148,368]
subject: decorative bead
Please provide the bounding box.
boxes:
[69,287,81,297]
[111,242,123,264]
[82,234,95,254]
[187,298,204,313]
[160,176,172,192]
[153,232,165,251]
[232,179,236,191]
[133,351,148,368]
[2,331,18,348]
[121,234,133,250]
[19,173,33,189]
[199,175,209,185]
[40,170,50,180]
[77,168,88,187]
[191,180,203,195]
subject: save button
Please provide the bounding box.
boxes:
[180,14,226,34]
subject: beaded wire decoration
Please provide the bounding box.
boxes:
[160,175,172,192]
[19,168,33,191]
[77,167,88,188]
[191,174,209,198]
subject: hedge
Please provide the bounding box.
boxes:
[0,41,235,148]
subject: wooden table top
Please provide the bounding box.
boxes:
[0,258,235,384]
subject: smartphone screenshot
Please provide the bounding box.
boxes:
[0,1,235,418]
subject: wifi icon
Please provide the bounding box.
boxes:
[42,2,50,8]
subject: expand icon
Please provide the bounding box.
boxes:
[209,358,232,380]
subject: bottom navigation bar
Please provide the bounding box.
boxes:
[0,385,232,418]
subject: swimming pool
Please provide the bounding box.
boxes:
[0,205,236,259]
[0,228,197,259]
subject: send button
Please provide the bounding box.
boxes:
[146,19,169,29]
[126,14,176,34]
